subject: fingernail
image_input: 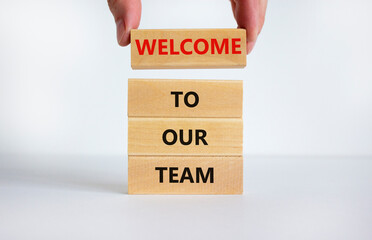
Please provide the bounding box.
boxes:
[116,19,125,45]
[246,41,256,54]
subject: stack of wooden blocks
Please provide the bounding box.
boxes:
[127,29,246,194]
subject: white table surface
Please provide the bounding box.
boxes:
[1,155,371,240]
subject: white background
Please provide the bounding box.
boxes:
[1,0,371,156]
[0,0,371,239]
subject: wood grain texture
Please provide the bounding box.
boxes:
[128,79,243,118]
[128,118,243,155]
[128,156,243,194]
[131,29,246,69]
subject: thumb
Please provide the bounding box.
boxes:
[231,0,267,54]
[108,0,141,46]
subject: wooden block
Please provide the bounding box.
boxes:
[128,156,243,194]
[128,118,243,155]
[131,29,246,69]
[128,79,242,118]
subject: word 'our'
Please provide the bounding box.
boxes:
[162,129,208,146]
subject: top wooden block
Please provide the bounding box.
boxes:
[131,29,246,69]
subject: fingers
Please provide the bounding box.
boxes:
[108,0,266,51]
[230,0,267,54]
[108,0,142,46]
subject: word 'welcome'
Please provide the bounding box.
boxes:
[135,38,242,55]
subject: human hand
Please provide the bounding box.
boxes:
[230,0,267,54]
[108,0,141,47]
[108,0,267,54]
